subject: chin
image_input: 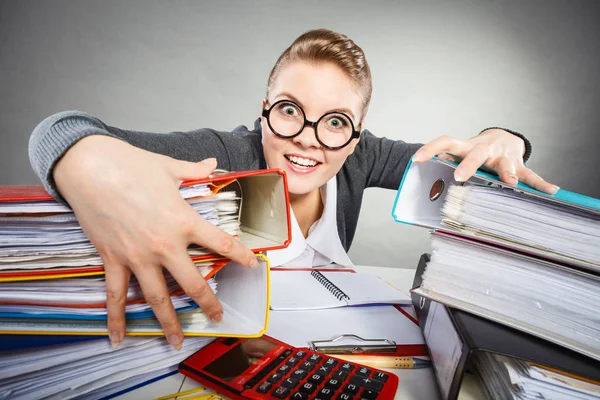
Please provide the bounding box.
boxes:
[286,179,321,196]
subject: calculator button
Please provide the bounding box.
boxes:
[372,371,389,382]
[308,353,323,363]
[286,356,301,366]
[350,376,384,392]
[360,389,380,400]
[268,373,283,384]
[277,364,292,374]
[324,358,339,368]
[355,366,372,377]
[256,381,272,393]
[301,361,316,371]
[340,362,355,372]
[326,377,343,390]
[291,369,308,380]
[272,385,290,398]
[308,372,326,385]
[295,350,307,359]
[282,349,293,357]
[337,394,354,400]
[317,364,333,375]
[332,370,348,380]
[291,392,308,399]
[344,383,360,394]
[317,387,335,399]
[282,377,300,388]
[299,381,318,394]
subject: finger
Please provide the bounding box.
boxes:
[187,211,258,269]
[134,265,184,350]
[104,262,132,349]
[170,158,218,181]
[454,143,491,182]
[162,251,224,323]
[412,136,471,163]
[495,157,519,185]
[516,166,560,194]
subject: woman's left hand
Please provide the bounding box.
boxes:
[412,128,559,194]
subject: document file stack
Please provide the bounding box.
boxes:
[0,168,292,398]
[0,181,239,334]
[393,157,600,400]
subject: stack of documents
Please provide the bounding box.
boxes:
[0,336,214,400]
[0,181,241,334]
[421,232,600,360]
[0,183,240,273]
[392,157,600,398]
[473,352,600,400]
[441,184,600,270]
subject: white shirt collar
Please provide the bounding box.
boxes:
[267,177,354,268]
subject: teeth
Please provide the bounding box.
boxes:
[288,156,317,167]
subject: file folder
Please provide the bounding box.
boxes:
[411,253,600,400]
[0,168,292,281]
[391,157,600,273]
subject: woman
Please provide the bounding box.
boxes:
[29,29,557,350]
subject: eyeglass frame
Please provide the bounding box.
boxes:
[261,99,361,151]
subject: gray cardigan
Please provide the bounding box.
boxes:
[28,111,525,252]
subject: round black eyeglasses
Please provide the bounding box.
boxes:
[261,100,361,150]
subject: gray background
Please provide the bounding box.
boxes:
[1,0,599,268]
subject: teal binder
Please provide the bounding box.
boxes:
[391,156,600,272]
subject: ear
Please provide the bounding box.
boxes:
[346,136,361,156]
[261,98,267,111]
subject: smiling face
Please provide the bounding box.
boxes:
[261,61,364,195]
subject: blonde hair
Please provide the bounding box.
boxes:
[267,29,372,123]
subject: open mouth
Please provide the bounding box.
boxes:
[284,155,322,169]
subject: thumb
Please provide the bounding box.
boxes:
[171,158,218,181]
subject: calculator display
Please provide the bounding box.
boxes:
[203,337,279,382]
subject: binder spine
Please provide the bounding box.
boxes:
[311,271,350,301]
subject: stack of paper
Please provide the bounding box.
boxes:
[421,232,600,360]
[473,352,600,400]
[0,182,240,333]
[0,336,214,400]
[0,184,240,273]
[442,185,600,270]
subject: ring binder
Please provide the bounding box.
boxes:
[311,270,350,301]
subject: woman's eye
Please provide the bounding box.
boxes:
[282,106,298,116]
[327,117,347,129]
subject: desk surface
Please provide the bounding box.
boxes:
[117,266,486,400]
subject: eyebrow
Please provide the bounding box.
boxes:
[274,92,357,122]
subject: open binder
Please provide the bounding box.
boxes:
[0,168,291,281]
[411,254,600,400]
[391,157,600,273]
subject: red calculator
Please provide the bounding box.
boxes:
[179,335,399,400]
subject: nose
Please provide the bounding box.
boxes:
[292,121,320,149]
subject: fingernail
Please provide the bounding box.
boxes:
[249,258,259,269]
[211,311,223,323]
[508,174,519,184]
[109,331,121,350]
[412,151,423,162]
[552,185,560,193]
[454,172,465,182]
[168,335,182,351]
[202,158,217,166]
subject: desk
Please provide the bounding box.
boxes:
[117,266,486,400]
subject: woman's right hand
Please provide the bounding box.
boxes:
[54,135,258,350]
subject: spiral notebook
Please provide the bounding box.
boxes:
[269,269,411,311]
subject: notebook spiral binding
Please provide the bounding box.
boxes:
[311,270,350,301]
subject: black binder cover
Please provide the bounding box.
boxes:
[411,253,600,400]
